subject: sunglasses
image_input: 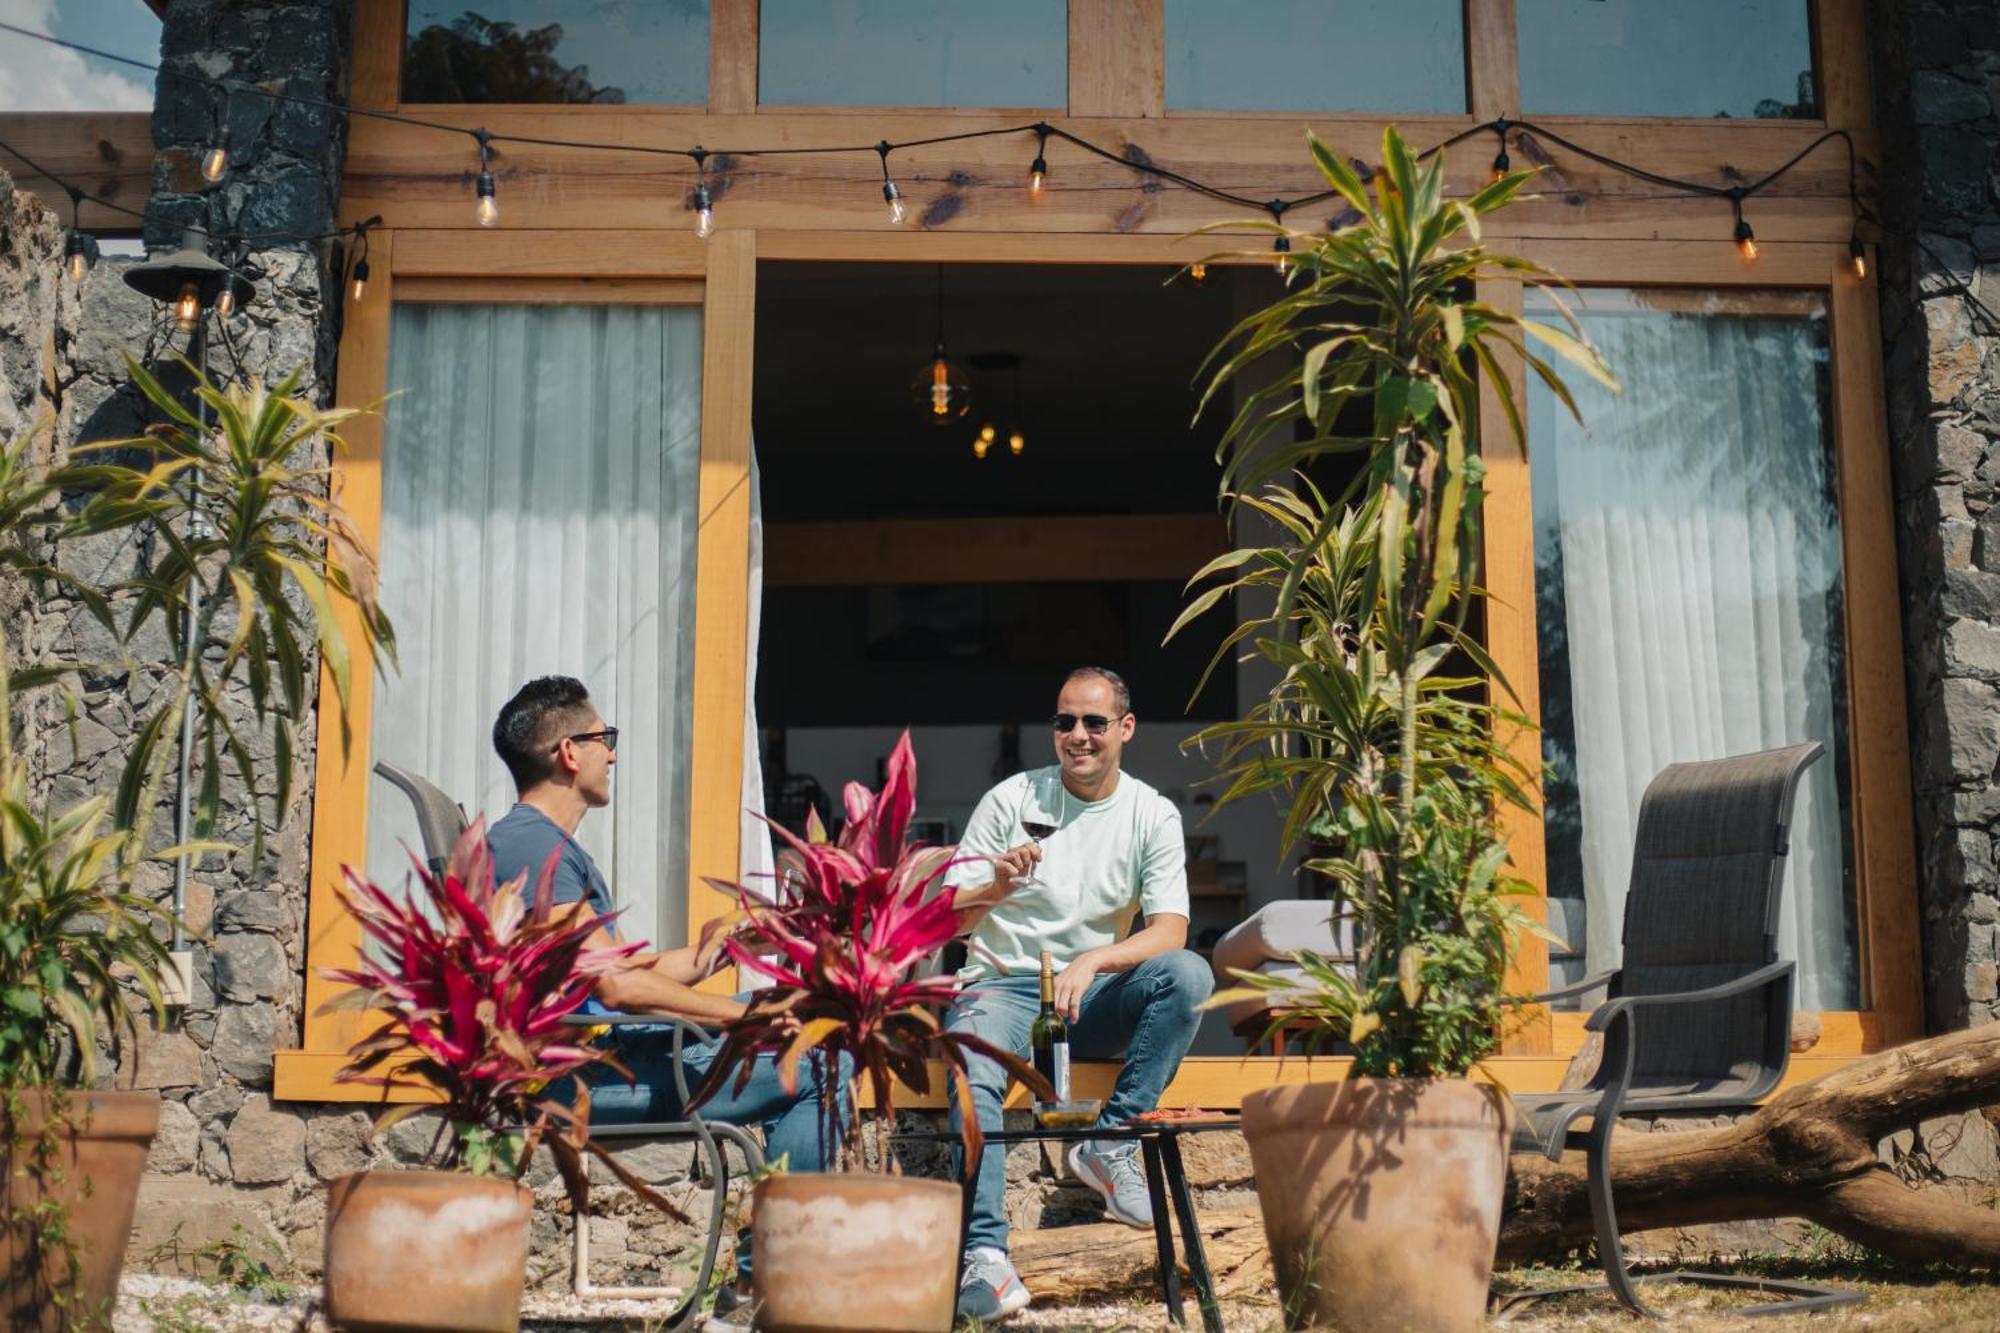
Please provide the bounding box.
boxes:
[553,726,619,755]
[1050,713,1124,736]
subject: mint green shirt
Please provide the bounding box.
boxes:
[946,766,1189,980]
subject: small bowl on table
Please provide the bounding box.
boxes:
[1034,1098,1103,1130]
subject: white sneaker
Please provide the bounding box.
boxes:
[1068,1139,1154,1228]
[956,1245,1032,1323]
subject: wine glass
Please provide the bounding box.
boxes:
[1014,777,1063,894]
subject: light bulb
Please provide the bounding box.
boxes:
[1188,261,1208,285]
[930,358,951,416]
[63,231,88,281]
[202,134,230,183]
[475,171,499,227]
[1273,235,1293,278]
[1008,430,1025,456]
[67,249,86,281]
[884,180,907,225]
[351,256,370,302]
[694,183,714,239]
[1029,154,1047,194]
[973,435,990,459]
[172,282,201,333]
[1850,236,1867,280]
[978,422,996,444]
[215,283,236,318]
[1491,150,1510,185]
[1734,219,1758,264]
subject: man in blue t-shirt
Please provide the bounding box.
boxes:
[486,676,842,1332]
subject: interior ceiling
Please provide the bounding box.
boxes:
[752,262,1249,522]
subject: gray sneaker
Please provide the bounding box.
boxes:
[957,1245,1031,1323]
[1068,1139,1154,1228]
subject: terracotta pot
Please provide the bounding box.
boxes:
[324,1169,533,1333]
[751,1173,962,1332]
[1241,1078,1512,1333]
[0,1088,159,1331]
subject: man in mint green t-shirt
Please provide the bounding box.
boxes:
[944,666,1214,1325]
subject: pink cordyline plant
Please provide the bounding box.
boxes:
[695,730,1048,1174]
[318,821,686,1214]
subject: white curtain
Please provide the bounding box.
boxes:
[740,450,776,888]
[366,303,703,948]
[1529,290,1857,1010]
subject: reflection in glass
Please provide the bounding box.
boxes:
[1165,0,1465,114]
[1519,0,1815,119]
[403,1,709,105]
[759,0,1066,108]
[1528,289,1857,1010]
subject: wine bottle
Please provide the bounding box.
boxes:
[1030,949,1071,1105]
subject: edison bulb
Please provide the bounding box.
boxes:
[172,282,201,333]
[351,258,370,302]
[884,181,907,225]
[973,435,990,459]
[215,285,236,318]
[202,141,230,183]
[1008,430,1025,456]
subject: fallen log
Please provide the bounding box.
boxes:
[1500,1021,2000,1268]
[1010,1206,1273,1303]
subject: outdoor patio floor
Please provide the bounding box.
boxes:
[109,1261,2000,1332]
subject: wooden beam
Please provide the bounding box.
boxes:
[298,229,394,1061]
[1069,0,1164,119]
[389,229,709,278]
[392,276,702,304]
[764,514,1227,587]
[351,0,403,111]
[0,113,153,230]
[340,112,1873,242]
[1466,0,1521,122]
[709,0,759,115]
[1816,0,1872,130]
[687,229,757,968]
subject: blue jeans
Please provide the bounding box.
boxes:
[567,1016,852,1284]
[944,950,1214,1252]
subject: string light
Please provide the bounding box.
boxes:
[1850,233,1868,280]
[62,186,90,281]
[973,433,990,459]
[1188,261,1208,285]
[473,130,498,227]
[878,142,907,225]
[1268,201,1294,277]
[1730,191,1757,264]
[1009,429,1025,456]
[351,254,370,301]
[978,422,997,447]
[691,147,715,239]
[0,21,1881,288]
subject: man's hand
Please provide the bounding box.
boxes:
[990,842,1042,893]
[1052,951,1104,1022]
[691,913,740,977]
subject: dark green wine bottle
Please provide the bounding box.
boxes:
[1031,949,1071,1104]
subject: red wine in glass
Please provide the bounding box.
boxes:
[1022,820,1058,842]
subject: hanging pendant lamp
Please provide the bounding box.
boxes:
[910,264,972,424]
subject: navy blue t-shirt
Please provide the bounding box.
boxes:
[486,804,612,920]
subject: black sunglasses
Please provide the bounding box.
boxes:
[553,726,619,755]
[1051,713,1123,736]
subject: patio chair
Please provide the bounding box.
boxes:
[369,762,761,1325]
[1497,742,1860,1320]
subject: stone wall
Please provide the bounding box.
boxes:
[1875,0,2000,1033]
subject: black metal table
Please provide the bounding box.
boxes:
[897,1119,1241,1333]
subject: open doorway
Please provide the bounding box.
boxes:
[750,261,1282,1052]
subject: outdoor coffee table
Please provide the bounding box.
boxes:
[896,1118,1242,1333]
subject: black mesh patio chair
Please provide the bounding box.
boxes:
[370,762,759,1325]
[1496,742,1861,1320]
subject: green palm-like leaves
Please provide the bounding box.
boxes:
[1181,128,1613,1079]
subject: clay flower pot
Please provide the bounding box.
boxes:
[324,1169,533,1333]
[751,1173,962,1332]
[0,1088,159,1332]
[1241,1078,1513,1332]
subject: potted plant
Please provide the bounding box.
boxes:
[1180,128,1613,1333]
[697,731,1048,1333]
[0,364,394,1330]
[316,820,691,1333]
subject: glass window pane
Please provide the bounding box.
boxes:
[403,2,709,105]
[1518,0,1815,119]
[1528,289,1857,1010]
[758,0,1066,108]
[370,304,704,948]
[1165,0,1465,114]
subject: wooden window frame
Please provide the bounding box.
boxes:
[280,0,1905,1102]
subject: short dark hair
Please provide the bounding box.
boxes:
[1063,666,1131,716]
[493,676,597,792]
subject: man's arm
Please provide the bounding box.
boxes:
[950,843,1040,935]
[578,920,749,1025]
[1049,913,1189,1021]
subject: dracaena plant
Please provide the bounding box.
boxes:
[317,822,688,1212]
[696,731,1048,1174]
[1180,127,1614,1079]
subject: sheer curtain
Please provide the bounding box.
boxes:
[366,303,703,948]
[1529,289,1858,1010]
